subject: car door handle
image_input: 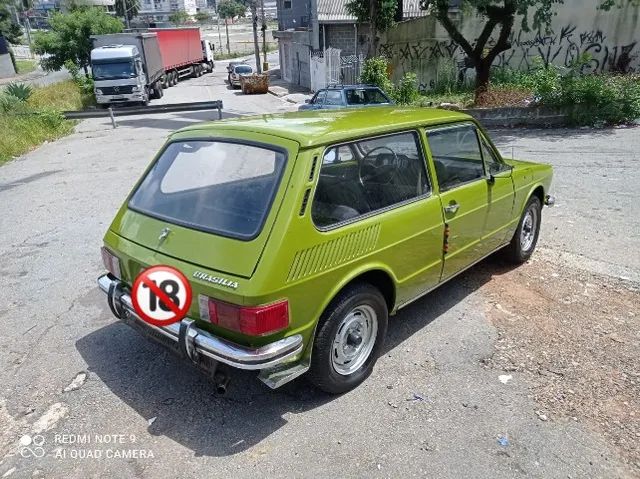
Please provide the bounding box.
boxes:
[444,202,460,214]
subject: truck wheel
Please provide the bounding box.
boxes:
[308,282,388,394]
[170,71,177,86]
[157,84,164,98]
[503,195,542,264]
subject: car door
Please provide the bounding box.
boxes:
[478,131,515,251]
[425,123,490,281]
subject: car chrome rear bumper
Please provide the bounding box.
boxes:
[97,274,304,371]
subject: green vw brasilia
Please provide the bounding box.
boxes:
[98,107,554,394]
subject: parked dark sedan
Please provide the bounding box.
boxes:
[299,85,393,110]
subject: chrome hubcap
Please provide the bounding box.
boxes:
[331,305,378,376]
[520,206,538,252]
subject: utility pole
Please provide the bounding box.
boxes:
[250,1,261,73]
[216,8,222,52]
[260,0,266,70]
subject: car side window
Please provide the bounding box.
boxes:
[426,124,484,192]
[325,90,343,105]
[312,132,430,228]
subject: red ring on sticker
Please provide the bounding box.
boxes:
[131,265,192,327]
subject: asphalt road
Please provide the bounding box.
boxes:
[0,68,638,478]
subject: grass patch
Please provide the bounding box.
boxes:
[15,59,38,75]
[0,80,93,164]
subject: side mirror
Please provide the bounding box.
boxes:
[487,164,513,184]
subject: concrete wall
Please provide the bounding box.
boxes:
[0,53,16,79]
[380,0,640,91]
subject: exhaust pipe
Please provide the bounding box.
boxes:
[214,371,230,395]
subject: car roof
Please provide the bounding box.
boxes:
[322,84,381,90]
[174,107,473,149]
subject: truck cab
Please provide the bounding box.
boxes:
[91,45,150,105]
[201,40,215,71]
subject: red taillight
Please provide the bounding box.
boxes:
[198,295,289,336]
[101,247,121,279]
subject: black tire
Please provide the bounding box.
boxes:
[157,84,164,98]
[170,71,177,86]
[308,282,388,394]
[503,195,542,263]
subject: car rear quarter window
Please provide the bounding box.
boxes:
[346,88,388,105]
[312,131,430,228]
[129,141,286,240]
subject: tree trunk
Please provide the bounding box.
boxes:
[83,64,89,78]
[225,20,230,55]
[474,59,491,105]
[251,4,261,73]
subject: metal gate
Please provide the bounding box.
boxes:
[339,54,364,85]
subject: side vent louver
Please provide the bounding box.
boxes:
[299,188,311,216]
[287,224,381,282]
[308,156,318,181]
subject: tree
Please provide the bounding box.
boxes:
[168,10,190,25]
[115,0,139,26]
[420,0,640,100]
[0,0,22,44]
[33,7,123,77]
[346,0,398,56]
[194,11,211,23]
[217,0,245,54]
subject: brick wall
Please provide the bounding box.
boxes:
[326,24,359,55]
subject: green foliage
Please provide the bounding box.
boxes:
[0,0,22,44]
[33,8,123,74]
[360,57,421,105]
[217,0,246,19]
[168,10,191,25]
[360,56,394,94]
[392,72,420,105]
[0,80,90,163]
[346,0,398,32]
[194,12,211,23]
[492,59,640,125]
[5,82,34,101]
[115,0,139,21]
[64,59,95,95]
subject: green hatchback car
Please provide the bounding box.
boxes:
[98,107,554,394]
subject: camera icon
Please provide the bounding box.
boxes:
[19,435,46,458]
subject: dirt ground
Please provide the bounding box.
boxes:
[481,255,640,472]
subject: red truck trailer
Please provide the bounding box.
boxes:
[150,27,215,88]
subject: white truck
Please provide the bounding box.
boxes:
[91,33,164,106]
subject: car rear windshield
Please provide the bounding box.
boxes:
[129,140,286,240]
[345,88,389,105]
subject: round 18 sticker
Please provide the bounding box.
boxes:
[132,265,192,326]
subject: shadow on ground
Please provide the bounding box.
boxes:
[113,111,242,131]
[488,125,630,144]
[76,256,517,458]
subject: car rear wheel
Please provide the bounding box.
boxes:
[504,195,542,263]
[309,283,388,394]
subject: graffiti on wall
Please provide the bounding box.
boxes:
[380,24,638,91]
